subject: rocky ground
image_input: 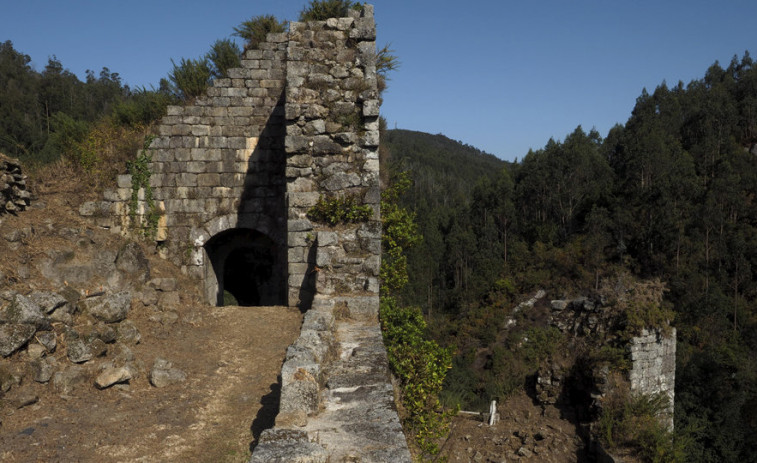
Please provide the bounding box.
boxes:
[438,391,589,462]
[0,164,302,462]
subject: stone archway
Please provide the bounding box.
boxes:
[203,228,285,307]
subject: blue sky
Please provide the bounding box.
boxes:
[2,1,755,161]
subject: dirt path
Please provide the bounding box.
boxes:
[0,305,302,463]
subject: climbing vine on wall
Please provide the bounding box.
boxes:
[126,136,160,238]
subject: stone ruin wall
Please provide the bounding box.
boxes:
[629,327,676,429]
[89,8,382,313]
[543,296,676,429]
[83,5,409,461]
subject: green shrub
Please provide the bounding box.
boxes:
[299,0,360,21]
[112,88,175,127]
[223,290,239,306]
[598,390,682,462]
[207,39,241,78]
[168,57,212,100]
[233,15,286,50]
[307,194,372,225]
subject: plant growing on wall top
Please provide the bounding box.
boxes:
[206,39,241,78]
[167,57,212,101]
[299,0,361,21]
[233,15,287,50]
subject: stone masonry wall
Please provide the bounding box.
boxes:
[89,35,289,305]
[629,328,676,430]
[284,6,382,313]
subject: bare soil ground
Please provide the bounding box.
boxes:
[0,303,302,463]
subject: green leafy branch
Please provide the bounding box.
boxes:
[380,297,454,457]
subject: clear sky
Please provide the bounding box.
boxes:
[2,1,755,161]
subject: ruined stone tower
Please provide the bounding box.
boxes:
[94,6,382,318]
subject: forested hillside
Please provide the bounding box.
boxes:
[386,53,757,462]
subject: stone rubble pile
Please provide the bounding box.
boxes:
[0,277,188,406]
[0,222,189,411]
[0,153,31,214]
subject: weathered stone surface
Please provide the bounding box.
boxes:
[0,324,36,357]
[31,357,56,383]
[26,343,46,359]
[28,290,67,314]
[115,242,150,281]
[250,429,328,463]
[67,339,93,363]
[149,358,186,388]
[53,365,89,394]
[116,319,141,344]
[11,391,39,409]
[83,291,131,323]
[0,293,48,328]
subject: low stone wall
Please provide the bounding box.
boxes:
[252,295,411,463]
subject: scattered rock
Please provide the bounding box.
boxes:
[95,366,133,389]
[49,305,73,324]
[137,287,158,306]
[52,365,88,394]
[66,339,93,364]
[148,278,177,292]
[117,319,141,344]
[82,291,131,323]
[110,343,135,364]
[89,338,108,358]
[149,358,186,388]
[0,364,20,393]
[150,311,178,326]
[25,343,46,360]
[157,291,181,309]
[518,446,533,458]
[0,324,37,357]
[0,293,49,329]
[31,357,56,383]
[27,291,67,314]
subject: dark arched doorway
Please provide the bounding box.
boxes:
[204,228,285,306]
